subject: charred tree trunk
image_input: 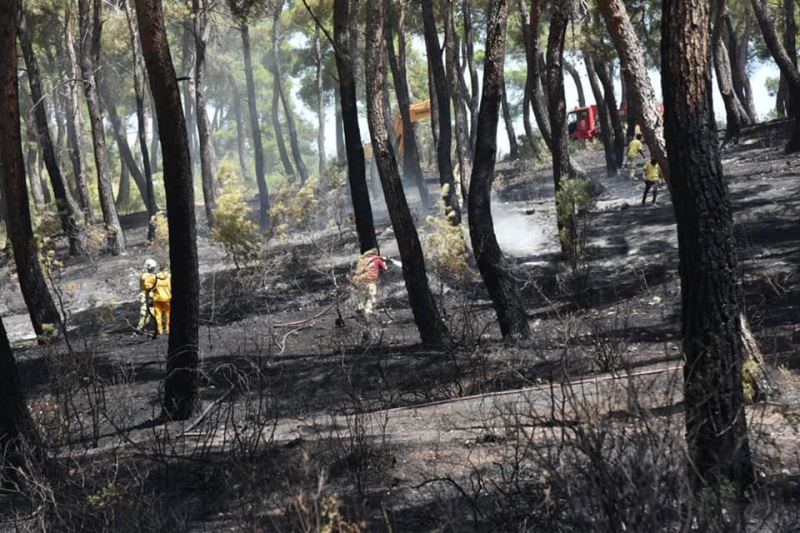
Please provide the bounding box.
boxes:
[751,0,800,151]
[501,83,520,160]
[462,0,480,152]
[1,6,61,337]
[149,90,160,172]
[385,0,432,210]
[520,0,552,148]
[421,0,461,224]
[713,0,751,144]
[442,0,472,200]
[564,60,586,107]
[64,1,93,223]
[179,27,197,166]
[23,121,44,206]
[123,0,158,240]
[271,71,295,177]
[364,0,448,348]
[785,0,797,115]
[78,0,126,254]
[0,315,41,472]
[193,0,215,228]
[116,156,130,207]
[103,96,151,210]
[584,55,618,175]
[273,6,309,185]
[241,24,270,230]
[334,0,378,253]
[135,0,200,421]
[522,80,543,158]
[662,0,755,498]
[17,9,85,256]
[230,79,252,182]
[428,61,440,151]
[314,26,326,181]
[594,60,625,167]
[724,11,758,123]
[469,0,530,340]
[334,84,345,164]
[597,0,670,178]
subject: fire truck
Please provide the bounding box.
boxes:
[567,103,664,141]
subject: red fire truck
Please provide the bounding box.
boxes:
[568,103,664,141]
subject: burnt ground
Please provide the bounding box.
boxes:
[1,122,799,532]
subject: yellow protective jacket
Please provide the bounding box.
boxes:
[643,162,661,182]
[139,272,156,293]
[153,272,172,303]
[628,139,644,158]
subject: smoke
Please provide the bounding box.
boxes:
[488,200,549,257]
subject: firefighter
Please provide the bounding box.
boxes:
[642,158,661,205]
[627,133,645,179]
[137,259,158,332]
[353,248,388,316]
[152,265,172,335]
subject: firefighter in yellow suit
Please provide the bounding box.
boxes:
[152,267,172,335]
[627,133,645,179]
[137,259,158,331]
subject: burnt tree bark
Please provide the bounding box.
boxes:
[597,0,670,179]
[116,155,130,207]
[522,80,544,158]
[594,60,625,167]
[462,0,480,151]
[724,11,758,122]
[271,70,295,177]
[563,60,586,107]
[314,26,326,180]
[469,0,530,340]
[1,4,62,337]
[584,55,618,175]
[240,24,271,230]
[500,83,520,160]
[751,0,800,152]
[334,84,345,164]
[785,0,797,115]
[364,0,449,348]
[385,0,432,210]
[713,0,751,144]
[421,0,461,224]
[18,9,85,256]
[123,0,158,241]
[78,0,126,254]
[64,0,93,222]
[193,0,216,228]
[662,0,755,498]
[442,0,472,200]
[135,0,200,421]
[334,0,379,253]
[520,0,552,148]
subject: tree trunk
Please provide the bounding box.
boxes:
[421,0,461,224]
[271,71,295,177]
[64,0,93,223]
[713,1,751,144]
[123,0,158,241]
[751,0,800,152]
[462,0,480,152]
[520,0,553,148]
[584,55,618,175]
[597,0,670,179]
[17,9,85,256]
[24,122,44,205]
[442,0,472,201]
[594,60,625,167]
[785,0,797,115]
[116,155,130,207]
[522,80,543,158]
[179,27,198,166]
[314,26,326,181]
[500,83,520,160]
[724,11,758,123]
[428,61,440,152]
[149,89,160,172]
[1,5,62,337]
[193,0,215,228]
[241,24,271,230]
[563,60,586,107]
[334,0,379,253]
[78,0,126,254]
[546,1,575,202]
[334,84,345,164]
[469,0,530,340]
[364,0,448,348]
[662,0,755,499]
[135,0,200,421]
[0,314,41,472]
[230,78,252,182]
[103,95,151,210]
[385,0,432,210]
[273,4,309,185]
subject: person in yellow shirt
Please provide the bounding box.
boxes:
[627,133,645,179]
[136,259,158,332]
[642,158,661,205]
[151,266,172,335]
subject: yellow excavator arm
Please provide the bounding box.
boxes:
[393,99,432,154]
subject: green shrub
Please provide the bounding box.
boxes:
[212,178,262,269]
[556,177,595,259]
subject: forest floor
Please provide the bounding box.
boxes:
[1,122,799,532]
